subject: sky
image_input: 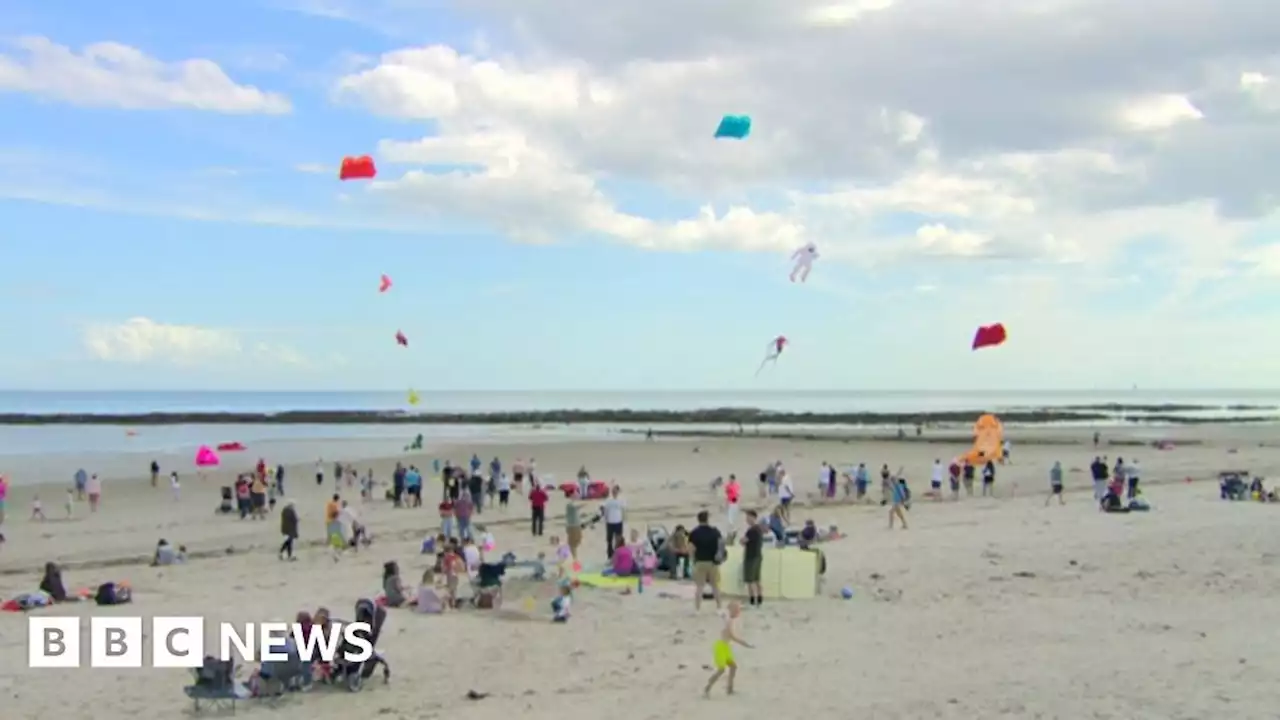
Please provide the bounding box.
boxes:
[1,0,1279,391]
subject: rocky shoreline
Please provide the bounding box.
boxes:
[0,405,1273,426]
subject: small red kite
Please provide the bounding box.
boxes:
[339,155,376,181]
[379,274,392,293]
[395,330,408,347]
[971,323,1007,351]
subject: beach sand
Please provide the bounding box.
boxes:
[2,426,1280,719]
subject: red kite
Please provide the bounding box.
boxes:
[756,335,788,375]
[395,330,408,347]
[971,323,1007,351]
[379,274,392,293]
[339,155,376,181]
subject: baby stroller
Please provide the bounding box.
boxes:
[324,598,390,692]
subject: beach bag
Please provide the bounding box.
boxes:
[95,582,131,606]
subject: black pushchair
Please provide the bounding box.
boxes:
[325,599,390,692]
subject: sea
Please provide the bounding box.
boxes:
[0,390,1276,483]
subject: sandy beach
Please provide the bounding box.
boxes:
[2,425,1280,719]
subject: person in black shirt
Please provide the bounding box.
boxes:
[688,510,723,611]
[150,460,160,488]
[741,510,764,606]
[469,473,485,514]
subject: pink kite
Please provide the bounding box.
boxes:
[379,274,392,293]
[395,330,408,347]
[195,446,220,467]
[756,335,787,375]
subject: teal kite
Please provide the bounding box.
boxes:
[715,115,751,139]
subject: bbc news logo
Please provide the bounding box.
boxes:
[28,616,374,668]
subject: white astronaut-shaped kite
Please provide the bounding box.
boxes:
[790,243,818,282]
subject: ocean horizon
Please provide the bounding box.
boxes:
[4,389,1280,415]
[1,389,1277,484]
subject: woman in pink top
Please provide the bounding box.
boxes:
[86,474,102,512]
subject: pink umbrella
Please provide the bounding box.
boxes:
[195,446,220,467]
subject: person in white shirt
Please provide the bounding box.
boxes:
[1001,440,1012,464]
[64,490,74,519]
[30,495,45,521]
[462,539,482,574]
[818,463,829,499]
[315,459,325,486]
[930,460,944,500]
[497,472,512,507]
[170,471,181,501]
[1126,458,1141,499]
[778,471,794,522]
[601,485,627,557]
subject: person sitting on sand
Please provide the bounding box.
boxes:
[413,569,446,614]
[551,583,572,623]
[628,528,655,569]
[660,525,692,579]
[382,561,407,607]
[39,562,75,603]
[151,538,186,566]
[294,611,313,643]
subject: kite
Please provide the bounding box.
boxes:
[407,389,420,405]
[756,335,788,375]
[395,330,408,347]
[790,243,818,282]
[339,155,377,181]
[971,323,1007,351]
[194,446,220,467]
[379,274,392,293]
[714,115,752,139]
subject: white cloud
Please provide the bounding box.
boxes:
[0,36,291,113]
[84,318,242,364]
[1120,94,1203,131]
[295,162,332,174]
[82,318,319,370]
[330,0,1280,287]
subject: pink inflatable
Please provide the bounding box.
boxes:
[195,446,220,467]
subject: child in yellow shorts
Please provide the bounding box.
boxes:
[704,601,751,697]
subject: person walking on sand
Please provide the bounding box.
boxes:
[724,475,741,531]
[740,510,764,606]
[564,495,584,560]
[86,474,102,512]
[279,500,299,560]
[930,459,944,500]
[315,459,325,487]
[170,471,180,501]
[74,468,87,500]
[150,459,160,488]
[981,460,996,497]
[777,470,794,523]
[1046,461,1065,506]
[704,600,751,698]
[888,471,909,529]
[529,481,548,537]
[1126,458,1141,499]
[689,510,724,611]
